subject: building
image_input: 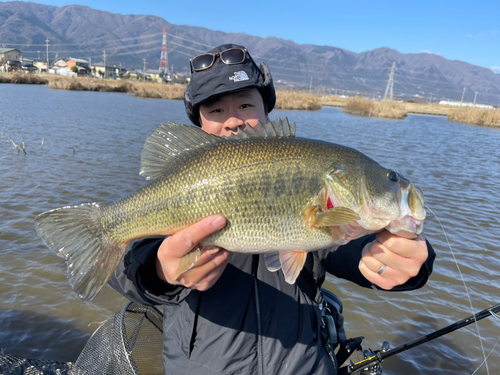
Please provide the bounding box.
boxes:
[67,58,91,76]
[49,57,91,76]
[125,69,145,80]
[0,48,22,72]
[439,100,494,110]
[33,60,48,73]
[19,57,37,74]
[145,68,172,83]
[92,63,126,79]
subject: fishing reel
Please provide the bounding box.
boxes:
[338,338,390,375]
[355,341,390,375]
[338,302,500,374]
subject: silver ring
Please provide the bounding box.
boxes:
[377,264,387,275]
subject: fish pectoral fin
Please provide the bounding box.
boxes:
[279,251,308,284]
[174,246,206,278]
[264,253,281,272]
[314,207,360,227]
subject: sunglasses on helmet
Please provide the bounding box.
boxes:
[190,48,259,73]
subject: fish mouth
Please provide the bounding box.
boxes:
[385,215,424,239]
[324,180,425,238]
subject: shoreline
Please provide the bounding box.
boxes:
[2,73,498,127]
[321,101,449,117]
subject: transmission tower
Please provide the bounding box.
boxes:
[383,62,396,101]
[159,27,169,73]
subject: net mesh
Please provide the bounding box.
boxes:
[0,354,72,375]
[0,303,164,375]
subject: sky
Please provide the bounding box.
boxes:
[3,0,499,72]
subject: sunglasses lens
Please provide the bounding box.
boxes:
[192,54,215,71]
[220,49,246,64]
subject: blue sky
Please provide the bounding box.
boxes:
[3,0,499,72]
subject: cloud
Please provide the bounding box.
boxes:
[491,66,500,74]
[467,30,498,38]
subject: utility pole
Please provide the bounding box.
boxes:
[473,92,478,106]
[383,62,396,101]
[143,58,147,74]
[103,50,107,79]
[429,94,433,104]
[309,76,313,94]
[45,38,50,72]
[460,87,466,106]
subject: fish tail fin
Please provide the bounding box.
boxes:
[35,203,125,301]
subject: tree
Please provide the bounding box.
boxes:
[118,72,123,79]
[92,66,96,77]
[70,66,78,74]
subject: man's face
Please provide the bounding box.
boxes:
[199,88,269,136]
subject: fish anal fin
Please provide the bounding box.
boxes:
[265,252,281,272]
[280,251,308,284]
[314,207,360,227]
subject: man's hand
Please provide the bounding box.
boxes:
[358,230,428,290]
[156,215,230,291]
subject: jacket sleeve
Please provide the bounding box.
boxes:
[108,236,193,305]
[323,234,436,291]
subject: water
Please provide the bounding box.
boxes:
[1,84,499,373]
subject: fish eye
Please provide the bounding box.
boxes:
[387,170,400,182]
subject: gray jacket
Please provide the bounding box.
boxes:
[109,235,435,375]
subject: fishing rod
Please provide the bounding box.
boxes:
[338,302,500,375]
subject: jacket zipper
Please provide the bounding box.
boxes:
[253,256,264,375]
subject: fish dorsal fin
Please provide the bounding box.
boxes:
[140,122,220,180]
[226,117,296,140]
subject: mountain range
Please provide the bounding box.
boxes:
[1,1,499,105]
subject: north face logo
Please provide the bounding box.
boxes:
[229,71,249,82]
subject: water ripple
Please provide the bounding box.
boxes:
[1,86,500,372]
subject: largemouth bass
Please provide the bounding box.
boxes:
[35,118,426,301]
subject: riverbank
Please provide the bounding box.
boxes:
[2,73,499,127]
[0,73,186,100]
[340,96,407,119]
[322,95,500,127]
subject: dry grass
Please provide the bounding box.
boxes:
[0,72,48,84]
[342,97,407,119]
[275,90,322,110]
[129,81,185,100]
[448,107,500,127]
[321,95,351,106]
[48,76,131,92]
[404,102,450,116]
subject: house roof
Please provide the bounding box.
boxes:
[69,57,89,64]
[0,48,21,53]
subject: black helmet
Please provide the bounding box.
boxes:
[184,43,276,126]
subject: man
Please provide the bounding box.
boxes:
[110,44,435,375]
